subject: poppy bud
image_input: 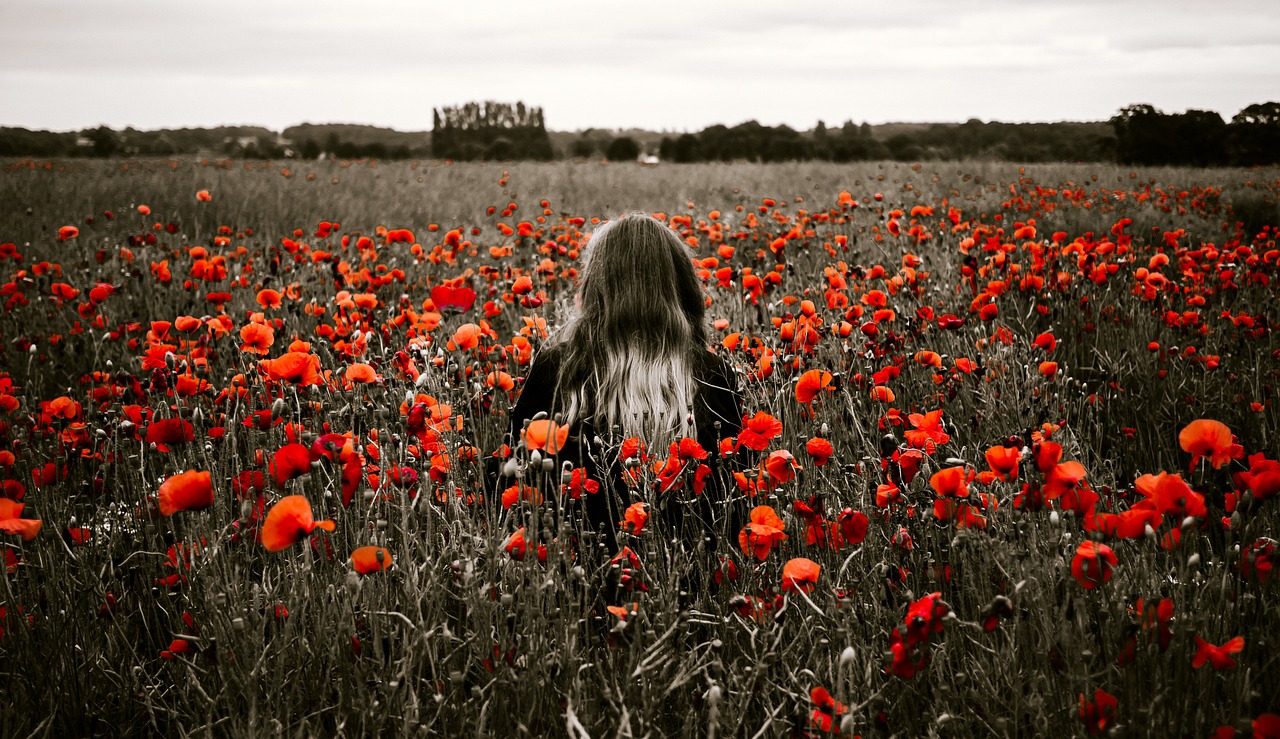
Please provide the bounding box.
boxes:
[1187,553,1201,568]
[839,646,856,668]
[271,398,286,418]
[501,459,518,478]
[1049,511,1060,526]
[529,450,542,466]
[346,570,361,595]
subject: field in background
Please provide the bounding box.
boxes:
[0,158,1278,737]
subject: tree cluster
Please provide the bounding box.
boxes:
[3,100,1278,165]
[431,101,552,161]
[1111,103,1280,167]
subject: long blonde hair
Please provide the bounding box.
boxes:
[552,213,709,446]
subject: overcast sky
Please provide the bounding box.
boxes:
[2,0,1277,133]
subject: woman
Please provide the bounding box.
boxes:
[503,212,744,557]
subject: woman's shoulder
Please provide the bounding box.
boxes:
[693,348,737,388]
[525,342,565,377]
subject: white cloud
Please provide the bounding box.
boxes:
[0,0,1276,131]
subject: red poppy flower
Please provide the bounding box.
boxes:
[762,449,800,487]
[430,285,477,312]
[158,470,214,516]
[1193,635,1244,670]
[1071,541,1117,589]
[809,686,847,734]
[905,410,950,450]
[1236,453,1280,500]
[504,527,546,562]
[738,411,783,451]
[806,437,834,466]
[1079,689,1117,736]
[146,418,194,448]
[838,508,868,546]
[271,443,313,486]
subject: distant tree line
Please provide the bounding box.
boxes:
[2,101,1277,166]
[1110,103,1280,166]
[430,101,552,161]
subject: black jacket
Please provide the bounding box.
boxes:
[500,343,745,553]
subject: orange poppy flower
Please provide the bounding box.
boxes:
[256,289,282,309]
[1135,471,1207,518]
[619,502,649,535]
[239,322,275,355]
[930,466,973,497]
[1178,419,1241,471]
[985,445,1021,482]
[158,470,213,516]
[261,353,324,386]
[524,419,569,454]
[485,371,515,391]
[261,495,335,552]
[781,557,821,594]
[0,499,41,540]
[448,323,482,351]
[795,369,834,404]
[351,546,393,574]
[344,363,379,385]
[738,505,787,561]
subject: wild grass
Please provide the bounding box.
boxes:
[0,157,1278,737]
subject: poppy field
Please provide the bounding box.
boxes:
[2,157,1280,737]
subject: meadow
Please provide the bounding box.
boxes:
[0,156,1278,737]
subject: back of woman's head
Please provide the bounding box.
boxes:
[554,213,708,443]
